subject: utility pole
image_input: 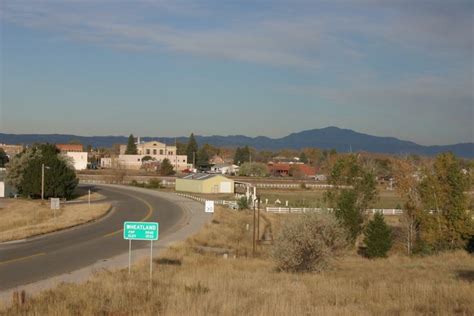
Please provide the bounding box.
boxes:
[41,163,45,201]
[257,196,261,242]
[253,200,256,256]
[174,138,178,172]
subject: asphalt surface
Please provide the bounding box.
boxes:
[0,185,187,291]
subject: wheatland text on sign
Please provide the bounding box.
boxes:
[123,222,159,241]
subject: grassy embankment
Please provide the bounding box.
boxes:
[0,189,110,242]
[181,187,405,209]
[2,206,473,315]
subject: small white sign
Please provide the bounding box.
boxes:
[50,198,60,210]
[205,200,215,213]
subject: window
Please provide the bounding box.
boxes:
[160,149,163,155]
[153,149,157,155]
[169,151,173,155]
[146,149,150,155]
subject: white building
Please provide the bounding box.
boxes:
[210,163,239,175]
[0,168,15,198]
[65,152,88,171]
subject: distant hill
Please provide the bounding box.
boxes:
[1,127,473,158]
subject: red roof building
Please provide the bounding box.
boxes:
[56,144,84,152]
[268,163,316,177]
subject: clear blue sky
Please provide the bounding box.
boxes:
[0,0,472,145]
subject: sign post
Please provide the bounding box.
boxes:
[205,200,215,213]
[50,198,60,219]
[123,221,159,279]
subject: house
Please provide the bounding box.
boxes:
[210,163,239,175]
[56,144,88,170]
[118,141,188,171]
[0,144,23,157]
[65,152,88,171]
[268,163,316,177]
[176,173,234,194]
[56,144,84,152]
[209,155,225,165]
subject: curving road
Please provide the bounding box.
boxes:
[0,185,209,292]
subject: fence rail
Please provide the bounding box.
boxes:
[176,193,238,209]
[266,207,404,215]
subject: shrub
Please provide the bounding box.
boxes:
[272,212,348,273]
[466,235,474,254]
[147,179,162,189]
[237,197,250,210]
[364,212,393,258]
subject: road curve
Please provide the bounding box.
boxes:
[0,185,209,292]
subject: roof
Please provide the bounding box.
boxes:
[56,144,84,152]
[212,163,237,168]
[268,163,316,176]
[180,173,231,181]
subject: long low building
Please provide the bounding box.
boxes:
[176,173,234,194]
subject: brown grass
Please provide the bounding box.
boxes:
[1,207,473,315]
[0,200,111,242]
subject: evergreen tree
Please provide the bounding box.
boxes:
[234,146,251,165]
[299,152,308,164]
[186,133,198,166]
[125,134,138,154]
[0,149,9,167]
[7,144,78,199]
[364,212,393,258]
[197,147,210,168]
[159,158,175,176]
[176,141,187,155]
[234,147,243,165]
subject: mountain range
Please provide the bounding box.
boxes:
[1,127,473,158]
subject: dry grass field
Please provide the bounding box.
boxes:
[0,200,111,242]
[2,206,473,315]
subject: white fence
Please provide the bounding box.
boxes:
[176,193,238,209]
[266,207,404,215]
[248,183,351,189]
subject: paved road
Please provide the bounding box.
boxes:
[0,185,200,291]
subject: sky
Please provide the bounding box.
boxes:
[0,0,473,146]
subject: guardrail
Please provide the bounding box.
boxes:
[266,207,404,215]
[79,179,175,187]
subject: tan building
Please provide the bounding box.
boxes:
[0,144,23,157]
[176,173,234,194]
[118,141,188,171]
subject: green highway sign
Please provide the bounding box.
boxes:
[123,222,159,241]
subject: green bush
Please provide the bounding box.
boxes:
[237,197,250,210]
[272,212,348,273]
[147,179,162,189]
[364,212,393,258]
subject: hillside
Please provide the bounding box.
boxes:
[1,127,472,158]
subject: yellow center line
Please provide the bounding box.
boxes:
[0,252,46,266]
[102,194,154,238]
